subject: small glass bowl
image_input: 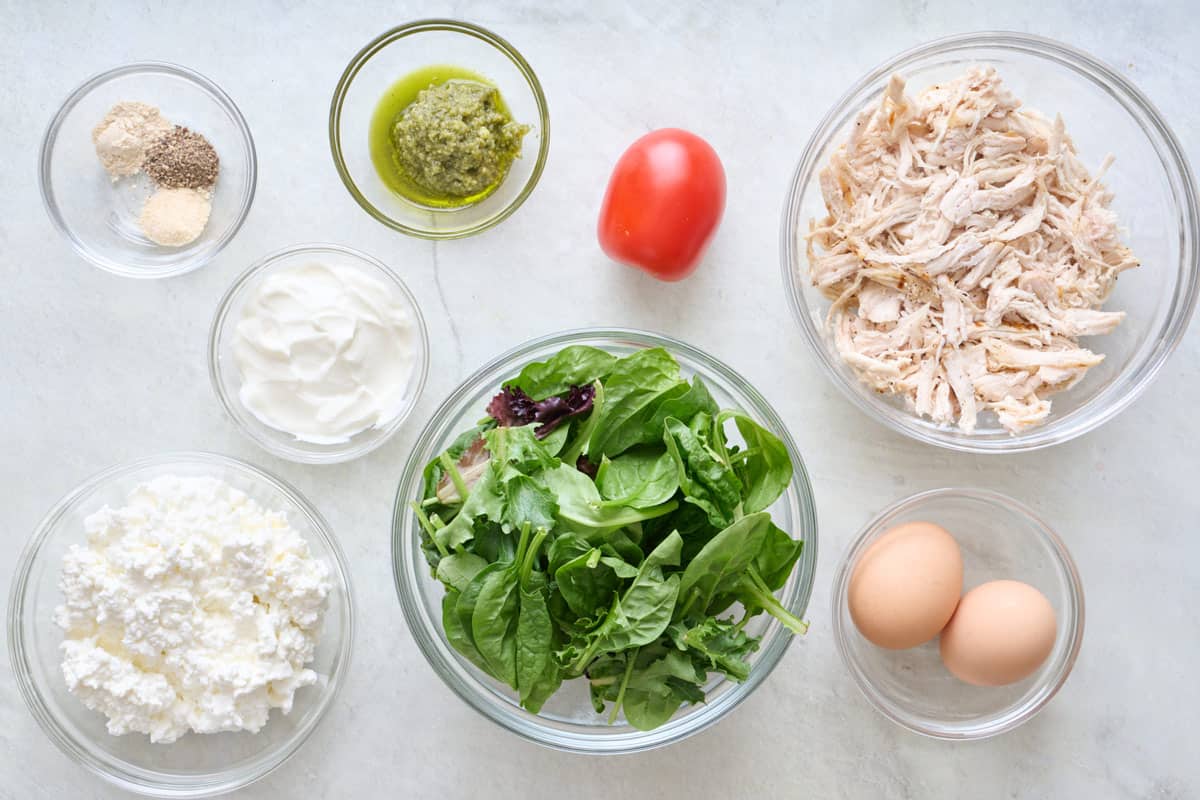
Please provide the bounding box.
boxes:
[7,452,355,797]
[781,32,1199,452]
[39,61,257,278]
[208,243,429,464]
[329,19,549,239]
[392,328,818,753]
[831,488,1084,740]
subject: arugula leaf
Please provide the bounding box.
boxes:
[588,349,685,457]
[662,416,742,528]
[595,447,679,509]
[508,345,617,400]
[716,410,792,514]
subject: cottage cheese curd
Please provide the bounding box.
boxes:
[54,475,331,743]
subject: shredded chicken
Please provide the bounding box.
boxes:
[806,67,1138,433]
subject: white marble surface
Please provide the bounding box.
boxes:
[3,1,1198,797]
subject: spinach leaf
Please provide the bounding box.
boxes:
[442,589,492,674]
[541,463,678,531]
[589,646,707,731]
[508,345,617,400]
[547,533,592,574]
[588,348,685,457]
[554,546,638,617]
[716,410,792,514]
[672,617,760,682]
[662,416,742,529]
[643,375,719,440]
[677,512,772,618]
[595,447,678,509]
[435,551,489,593]
[567,533,682,673]
[453,561,507,678]
[751,521,804,591]
[471,567,522,686]
[516,571,561,712]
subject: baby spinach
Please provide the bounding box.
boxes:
[588,348,685,457]
[595,447,679,509]
[662,416,742,528]
[716,410,792,514]
[509,345,617,400]
[541,463,678,531]
[419,344,809,730]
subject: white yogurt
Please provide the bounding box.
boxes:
[233,261,417,444]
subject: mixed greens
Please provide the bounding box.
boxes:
[412,345,807,730]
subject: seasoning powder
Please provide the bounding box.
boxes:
[144,125,220,190]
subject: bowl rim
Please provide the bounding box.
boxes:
[390,326,819,753]
[207,242,431,464]
[780,30,1200,454]
[328,18,551,240]
[830,486,1086,740]
[38,60,258,279]
[6,451,356,797]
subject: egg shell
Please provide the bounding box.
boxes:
[940,579,1057,687]
[848,521,963,650]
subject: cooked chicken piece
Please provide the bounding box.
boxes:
[806,67,1138,433]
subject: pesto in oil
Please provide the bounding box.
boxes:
[369,65,530,208]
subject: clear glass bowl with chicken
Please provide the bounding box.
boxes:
[782,32,1198,453]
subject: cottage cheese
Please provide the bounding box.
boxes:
[54,475,332,743]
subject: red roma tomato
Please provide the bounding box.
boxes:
[597,128,726,281]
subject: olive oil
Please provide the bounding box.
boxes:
[369,64,521,208]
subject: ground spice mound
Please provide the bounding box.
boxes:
[144,126,220,190]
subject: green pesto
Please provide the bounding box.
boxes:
[369,65,529,208]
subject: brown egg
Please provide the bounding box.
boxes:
[848,521,963,649]
[940,580,1057,687]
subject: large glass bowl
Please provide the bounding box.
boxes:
[831,488,1084,739]
[329,19,549,239]
[781,32,1199,453]
[391,329,818,753]
[39,62,256,278]
[7,453,355,797]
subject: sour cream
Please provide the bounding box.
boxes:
[233,261,417,444]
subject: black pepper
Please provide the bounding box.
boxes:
[144,126,220,190]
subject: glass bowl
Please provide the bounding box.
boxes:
[391,328,819,753]
[831,488,1084,739]
[781,32,1199,453]
[7,452,355,797]
[329,19,549,239]
[39,61,257,278]
[208,243,429,464]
